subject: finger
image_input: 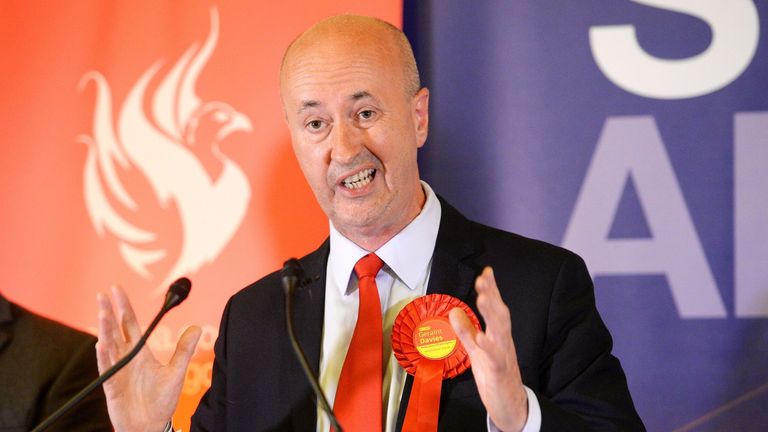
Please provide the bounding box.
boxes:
[474,290,519,364]
[111,285,143,343]
[475,269,512,342]
[169,325,202,371]
[474,270,505,332]
[475,330,510,360]
[476,293,511,341]
[95,340,114,375]
[97,291,124,354]
[449,307,480,355]
[476,268,505,311]
[96,294,117,372]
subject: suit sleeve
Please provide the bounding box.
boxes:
[536,253,645,431]
[190,298,233,432]
[41,334,112,432]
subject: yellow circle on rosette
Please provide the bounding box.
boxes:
[413,317,458,360]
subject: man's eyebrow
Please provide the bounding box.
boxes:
[351,91,377,102]
[296,92,379,114]
[297,100,320,114]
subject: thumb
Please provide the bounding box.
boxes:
[169,325,202,371]
[449,307,479,355]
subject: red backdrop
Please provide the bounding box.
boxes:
[0,1,401,428]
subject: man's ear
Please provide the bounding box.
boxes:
[412,87,430,148]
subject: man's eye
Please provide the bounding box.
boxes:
[358,110,375,120]
[307,120,324,130]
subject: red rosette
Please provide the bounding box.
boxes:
[391,294,481,432]
[392,293,480,379]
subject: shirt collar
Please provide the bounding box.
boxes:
[328,181,442,295]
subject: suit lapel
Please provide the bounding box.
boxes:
[0,294,13,353]
[396,198,484,431]
[288,239,329,431]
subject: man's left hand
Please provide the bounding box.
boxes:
[449,266,528,432]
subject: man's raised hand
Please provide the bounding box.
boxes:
[96,285,201,432]
[449,267,529,432]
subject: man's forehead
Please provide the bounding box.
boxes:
[283,42,392,81]
[280,16,416,108]
[281,18,404,84]
[284,15,395,59]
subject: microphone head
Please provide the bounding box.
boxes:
[164,277,191,311]
[281,258,305,295]
[281,258,303,278]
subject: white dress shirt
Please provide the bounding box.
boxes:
[316,181,541,432]
[164,182,539,432]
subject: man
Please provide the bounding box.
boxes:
[96,15,645,431]
[0,293,111,431]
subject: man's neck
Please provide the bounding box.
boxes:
[336,186,427,252]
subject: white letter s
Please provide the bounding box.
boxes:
[589,0,759,99]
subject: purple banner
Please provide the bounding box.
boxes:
[405,1,768,430]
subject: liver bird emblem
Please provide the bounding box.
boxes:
[80,7,252,294]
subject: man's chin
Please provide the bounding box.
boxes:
[330,205,386,235]
[332,212,379,232]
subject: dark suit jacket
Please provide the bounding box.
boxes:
[0,295,111,432]
[191,199,645,431]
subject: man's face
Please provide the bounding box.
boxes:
[281,34,429,245]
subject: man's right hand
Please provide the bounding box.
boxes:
[96,285,201,432]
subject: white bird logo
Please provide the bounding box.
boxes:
[80,7,252,294]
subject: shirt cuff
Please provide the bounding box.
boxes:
[487,386,542,432]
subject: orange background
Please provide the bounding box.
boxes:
[0,1,401,428]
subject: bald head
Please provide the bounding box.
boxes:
[278,14,431,251]
[280,15,421,99]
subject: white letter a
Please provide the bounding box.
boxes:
[563,116,726,318]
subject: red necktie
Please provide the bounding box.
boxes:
[334,253,384,431]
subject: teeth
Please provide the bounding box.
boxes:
[343,168,375,189]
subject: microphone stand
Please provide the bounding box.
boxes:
[282,259,343,432]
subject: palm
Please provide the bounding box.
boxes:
[97,287,201,432]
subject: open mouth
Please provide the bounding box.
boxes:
[342,168,376,189]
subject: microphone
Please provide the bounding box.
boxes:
[281,259,343,432]
[281,258,304,296]
[164,276,192,311]
[31,277,193,432]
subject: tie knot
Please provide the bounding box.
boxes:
[354,253,384,279]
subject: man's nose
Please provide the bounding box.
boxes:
[330,121,364,164]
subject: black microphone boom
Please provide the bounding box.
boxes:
[31,277,192,432]
[281,259,343,432]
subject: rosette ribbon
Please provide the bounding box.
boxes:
[392,294,481,432]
